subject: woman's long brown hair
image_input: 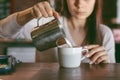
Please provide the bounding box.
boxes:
[55,0,102,45]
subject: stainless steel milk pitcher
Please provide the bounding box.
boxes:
[31,18,65,51]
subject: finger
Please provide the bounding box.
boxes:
[32,6,42,18]
[95,55,110,64]
[89,46,105,57]
[90,50,106,64]
[87,45,99,50]
[36,4,48,18]
[44,2,53,17]
[53,9,60,19]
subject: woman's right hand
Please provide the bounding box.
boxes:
[31,1,59,19]
[17,1,59,26]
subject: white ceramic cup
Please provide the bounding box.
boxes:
[58,47,88,68]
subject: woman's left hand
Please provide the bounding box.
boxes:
[86,45,110,64]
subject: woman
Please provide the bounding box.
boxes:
[54,0,115,64]
[0,0,115,63]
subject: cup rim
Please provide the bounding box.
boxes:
[58,44,83,48]
[57,46,83,49]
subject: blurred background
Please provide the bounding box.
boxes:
[0,0,120,63]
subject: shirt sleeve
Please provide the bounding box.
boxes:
[11,17,54,40]
[100,24,115,63]
[0,13,55,40]
[0,13,22,38]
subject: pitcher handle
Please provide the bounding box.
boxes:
[37,18,41,27]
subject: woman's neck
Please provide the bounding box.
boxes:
[66,17,87,46]
[67,17,87,30]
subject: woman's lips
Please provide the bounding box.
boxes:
[76,12,86,15]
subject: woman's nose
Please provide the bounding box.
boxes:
[75,0,83,8]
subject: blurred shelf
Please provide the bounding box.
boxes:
[0,0,10,19]
[0,38,35,55]
[0,38,34,47]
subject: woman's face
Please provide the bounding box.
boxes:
[67,0,96,20]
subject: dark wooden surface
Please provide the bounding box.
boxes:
[0,39,34,47]
[1,63,120,80]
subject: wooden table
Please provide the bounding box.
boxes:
[0,63,120,80]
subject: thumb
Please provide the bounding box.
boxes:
[53,9,60,19]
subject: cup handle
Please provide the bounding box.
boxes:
[80,48,89,61]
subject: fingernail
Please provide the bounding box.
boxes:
[89,61,93,64]
[95,62,98,64]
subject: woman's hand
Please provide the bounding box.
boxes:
[17,1,59,26]
[31,1,59,19]
[86,45,110,64]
